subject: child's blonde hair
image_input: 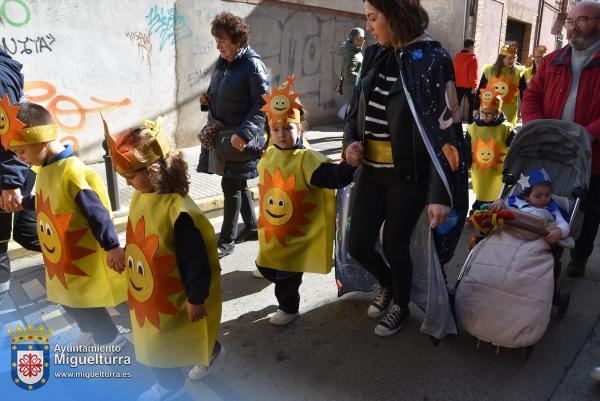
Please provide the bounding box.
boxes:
[120,127,189,195]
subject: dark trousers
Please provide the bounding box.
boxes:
[348,167,427,308]
[257,266,303,314]
[456,87,476,123]
[571,175,600,264]
[220,176,256,243]
[152,367,185,390]
[62,306,119,345]
[0,170,41,297]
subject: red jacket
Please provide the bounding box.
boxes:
[522,44,600,174]
[453,51,478,89]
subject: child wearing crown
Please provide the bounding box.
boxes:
[2,101,127,347]
[467,86,516,212]
[103,117,223,398]
[246,76,363,326]
[475,43,527,126]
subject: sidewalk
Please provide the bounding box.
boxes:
[7,125,345,260]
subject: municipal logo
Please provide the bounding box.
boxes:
[9,324,52,390]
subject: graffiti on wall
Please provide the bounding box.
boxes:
[24,81,132,148]
[187,68,211,88]
[247,11,357,110]
[1,34,55,55]
[0,0,30,27]
[125,31,153,71]
[146,5,192,51]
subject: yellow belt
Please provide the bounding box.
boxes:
[364,137,393,164]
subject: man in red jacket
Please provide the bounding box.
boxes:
[453,39,479,123]
[522,0,600,280]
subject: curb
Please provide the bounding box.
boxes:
[7,186,260,261]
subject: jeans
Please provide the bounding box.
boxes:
[571,175,600,264]
[456,87,476,123]
[220,176,256,243]
[257,266,303,314]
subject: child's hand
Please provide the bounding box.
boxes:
[1,189,23,212]
[106,247,125,272]
[546,228,562,245]
[489,199,505,211]
[344,141,364,167]
[187,302,207,322]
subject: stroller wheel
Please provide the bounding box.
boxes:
[558,293,570,319]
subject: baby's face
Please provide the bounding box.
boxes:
[525,184,552,208]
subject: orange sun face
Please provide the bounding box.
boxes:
[472,138,505,171]
[36,191,93,288]
[261,75,302,126]
[489,76,517,104]
[125,216,183,329]
[257,168,316,247]
[0,93,26,149]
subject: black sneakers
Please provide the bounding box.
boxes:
[234,227,258,244]
[367,286,393,318]
[374,304,410,336]
[217,240,235,258]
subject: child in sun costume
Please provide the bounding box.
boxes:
[3,102,126,347]
[104,116,223,398]
[467,87,516,211]
[256,76,360,326]
[476,44,527,126]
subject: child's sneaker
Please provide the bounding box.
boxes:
[374,304,410,337]
[367,286,392,318]
[592,366,600,382]
[269,309,298,326]
[252,269,264,278]
[188,342,225,380]
[137,382,185,401]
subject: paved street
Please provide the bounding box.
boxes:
[1,127,600,401]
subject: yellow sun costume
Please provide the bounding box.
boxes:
[1,97,126,308]
[256,76,336,274]
[481,44,525,126]
[469,91,513,202]
[104,117,222,368]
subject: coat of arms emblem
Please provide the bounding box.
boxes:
[9,324,52,390]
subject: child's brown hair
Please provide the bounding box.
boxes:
[17,102,54,127]
[121,127,189,195]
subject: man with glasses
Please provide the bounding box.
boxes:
[522,0,600,383]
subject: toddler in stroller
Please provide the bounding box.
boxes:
[454,120,592,350]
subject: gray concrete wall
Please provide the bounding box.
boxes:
[1,0,179,163]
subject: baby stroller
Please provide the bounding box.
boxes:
[454,119,592,352]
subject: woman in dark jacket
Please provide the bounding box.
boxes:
[344,0,468,338]
[199,12,270,258]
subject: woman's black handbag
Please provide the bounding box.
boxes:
[214,129,258,162]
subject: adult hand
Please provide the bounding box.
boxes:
[428,203,451,229]
[199,92,210,106]
[472,110,480,118]
[106,247,125,273]
[187,302,207,322]
[230,134,246,152]
[471,88,477,94]
[344,141,364,167]
[1,188,23,213]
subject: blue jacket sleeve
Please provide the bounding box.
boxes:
[174,212,211,305]
[22,193,35,210]
[236,59,270,143]
[0,148,29,189]
[74,189,120,251]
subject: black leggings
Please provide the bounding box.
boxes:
[220,176,256,243]
[348,167,427,308]
[62,306,119,345]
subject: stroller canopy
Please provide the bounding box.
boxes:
[503,119,592,200]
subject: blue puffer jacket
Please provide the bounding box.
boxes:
[208,46,270,179]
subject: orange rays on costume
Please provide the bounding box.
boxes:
[257,168,316,247]
[489,76,518,105]
[36,192,92,288]
[260,75,302,126]
[0,93,26,149]
[472,138,505,171]
[126,216,182,329]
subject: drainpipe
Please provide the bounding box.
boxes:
[534,0,544,47]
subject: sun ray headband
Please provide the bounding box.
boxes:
[500,43,518,57]
[479,85,503,112]
[261,75,303,126]
[0,95,57,148]
[103,115,171,174]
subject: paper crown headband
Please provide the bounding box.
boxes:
[518,168,551,191]
[479,85,503,112]
[103,115,171,174]
[0,95,57,148]
[261,75,303,126]
[500,43,518,57]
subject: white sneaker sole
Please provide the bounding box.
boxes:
[374,320,407,337]
[592,368,600,382]
[367,306,387,319]
[269,313,298,327]
[188,345,226,380]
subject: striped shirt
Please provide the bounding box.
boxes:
[364,54,399,168]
